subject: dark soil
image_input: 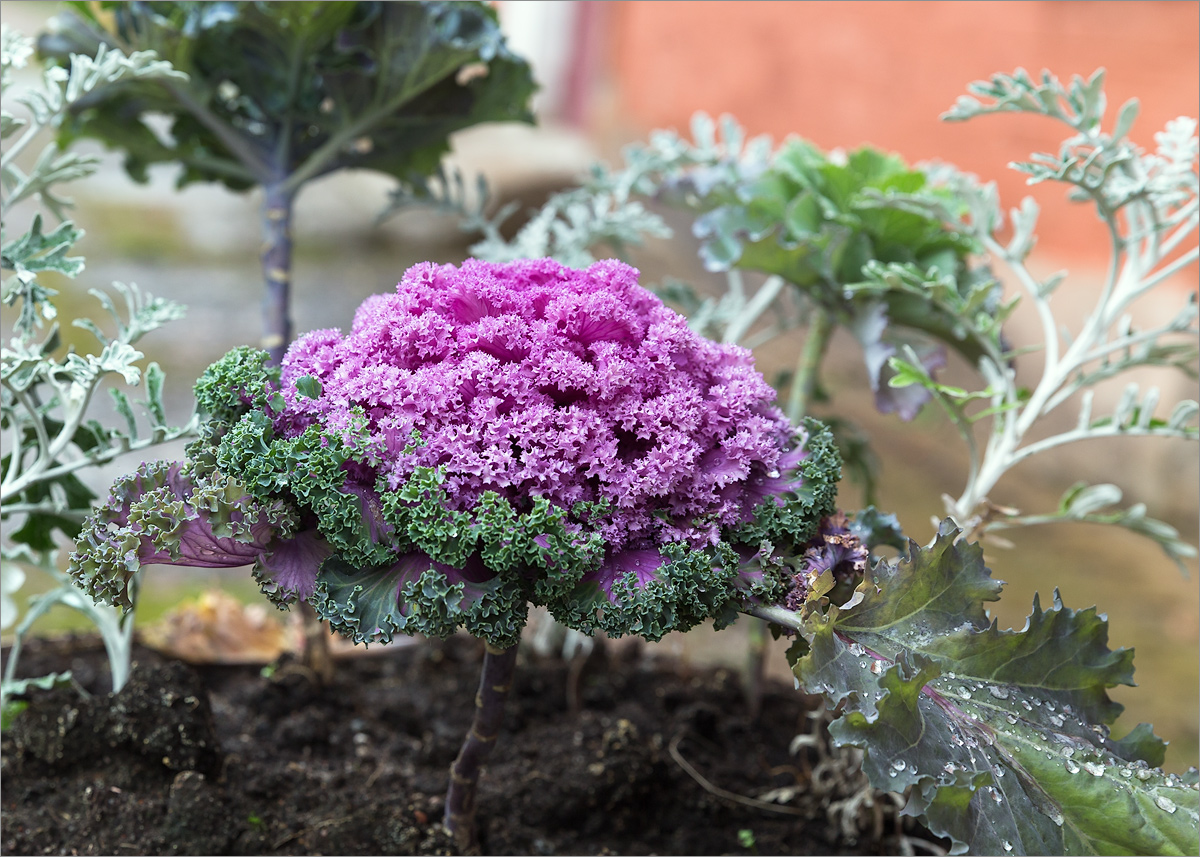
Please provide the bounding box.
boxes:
[1,633,942,855]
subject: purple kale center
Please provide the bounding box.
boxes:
[277,258,802,566]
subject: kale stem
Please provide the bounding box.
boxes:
[787,305,834,425]
[743,616,768,719]
[445,643,519,853]
[260,182,295,366]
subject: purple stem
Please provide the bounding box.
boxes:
[260,182,294,366]
[444,643,519,853]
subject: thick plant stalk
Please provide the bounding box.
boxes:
[445,643,519,853]
[260,182,295,366]
[743,616,768,719]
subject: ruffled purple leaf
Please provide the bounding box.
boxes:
[69,461,297,611]
[254,529,333,604]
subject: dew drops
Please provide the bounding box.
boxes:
[943,763,957,775]
[1005,714,1018,725]
[995,767,1005,779]
[958,686,973,699]
[1046,807,1065,827]
[1020,700,1033,711]
[1082,762,1105,777]
[870,660,883,675]
[892,759,907,772]
[988,686,1009,700]
[1119,768,1133,778]
[1155,796,1178,814]
[1002,840,1013,852]
[1060,747,1075,758]
[847,642,865,656]
[1064,760,1080,775]
[1135,769,1153,781]
[987,787,1003,804]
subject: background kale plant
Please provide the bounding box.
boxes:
[41,0,536,361]
[0,25,191,713]
[676,70,1200,857]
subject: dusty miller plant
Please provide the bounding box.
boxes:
[400,68,1200,856]
[0,26,192,713]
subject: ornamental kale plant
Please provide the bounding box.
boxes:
[68,256,841,849]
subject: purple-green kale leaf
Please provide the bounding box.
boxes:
[69,461,297,610]
[789,524,1199,856]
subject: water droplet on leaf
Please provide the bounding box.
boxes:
[1155,796,1177,814]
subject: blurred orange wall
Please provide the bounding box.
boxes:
[598,1,1199,280]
